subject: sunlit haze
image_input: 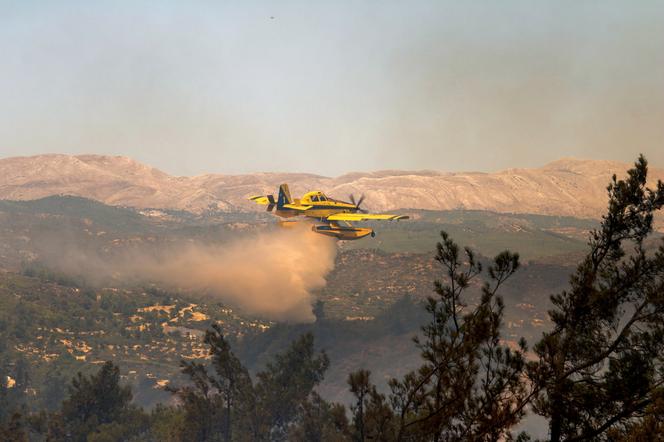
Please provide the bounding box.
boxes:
[1,0,663,176]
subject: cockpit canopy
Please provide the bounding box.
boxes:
[302,191,329,203]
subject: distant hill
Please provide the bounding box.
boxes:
[0,195,149,230]
[1,154,663,223]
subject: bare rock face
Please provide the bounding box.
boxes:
[0,154,233,212]
[1,154,662,223]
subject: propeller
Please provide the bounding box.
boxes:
[349,193,368,213]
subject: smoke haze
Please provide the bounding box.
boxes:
[40,224,337,322]
[1,1,662,175]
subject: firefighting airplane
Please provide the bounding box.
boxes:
[249,184,408,240]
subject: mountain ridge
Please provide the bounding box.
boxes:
[1,154,662,221]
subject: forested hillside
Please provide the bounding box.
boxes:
[3,158,663,440]
[0,196,585,413]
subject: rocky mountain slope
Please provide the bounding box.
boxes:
[1,154,662,220]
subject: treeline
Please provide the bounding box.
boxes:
[2,156,664,441]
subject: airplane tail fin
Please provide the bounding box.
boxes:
[277,184,293,208]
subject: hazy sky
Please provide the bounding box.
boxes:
[1,0,663,176]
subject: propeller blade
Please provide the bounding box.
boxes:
[349,193,368,212]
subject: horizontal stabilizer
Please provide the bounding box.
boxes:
[249,195,278,211]
[249,195,269,205]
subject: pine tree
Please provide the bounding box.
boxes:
[254,332,330,440]
[531,155,664,441]
[173,329,330,441]
[348,369,396,441]
[51,361,137,442]
[175,324,252,441]
[388,232,529,441]
[288,391,350,442]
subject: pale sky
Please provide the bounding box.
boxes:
[1,0,663,176]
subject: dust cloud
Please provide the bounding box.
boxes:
[40,224,337,322]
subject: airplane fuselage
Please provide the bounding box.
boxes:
[249,185,407,240]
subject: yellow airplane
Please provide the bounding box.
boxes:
[249,184,408,240]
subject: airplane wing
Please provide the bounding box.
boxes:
[326,213,409,221]
[248,195,274,205]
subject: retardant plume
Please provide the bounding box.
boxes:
[135,224,337,322]
[36,223,337,322]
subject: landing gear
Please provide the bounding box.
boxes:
[371,231,376,238]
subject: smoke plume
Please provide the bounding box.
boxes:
[40,223,337,322]
[141,225,337,322]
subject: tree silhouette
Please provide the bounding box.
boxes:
[348,369,395,441]
[387,233,528,441]
[173,329,330,441]
[531,155,664,441]
[254,332,330,440]
[50,361,137,441]
[288,391,350,441]
[174,324,252,441]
